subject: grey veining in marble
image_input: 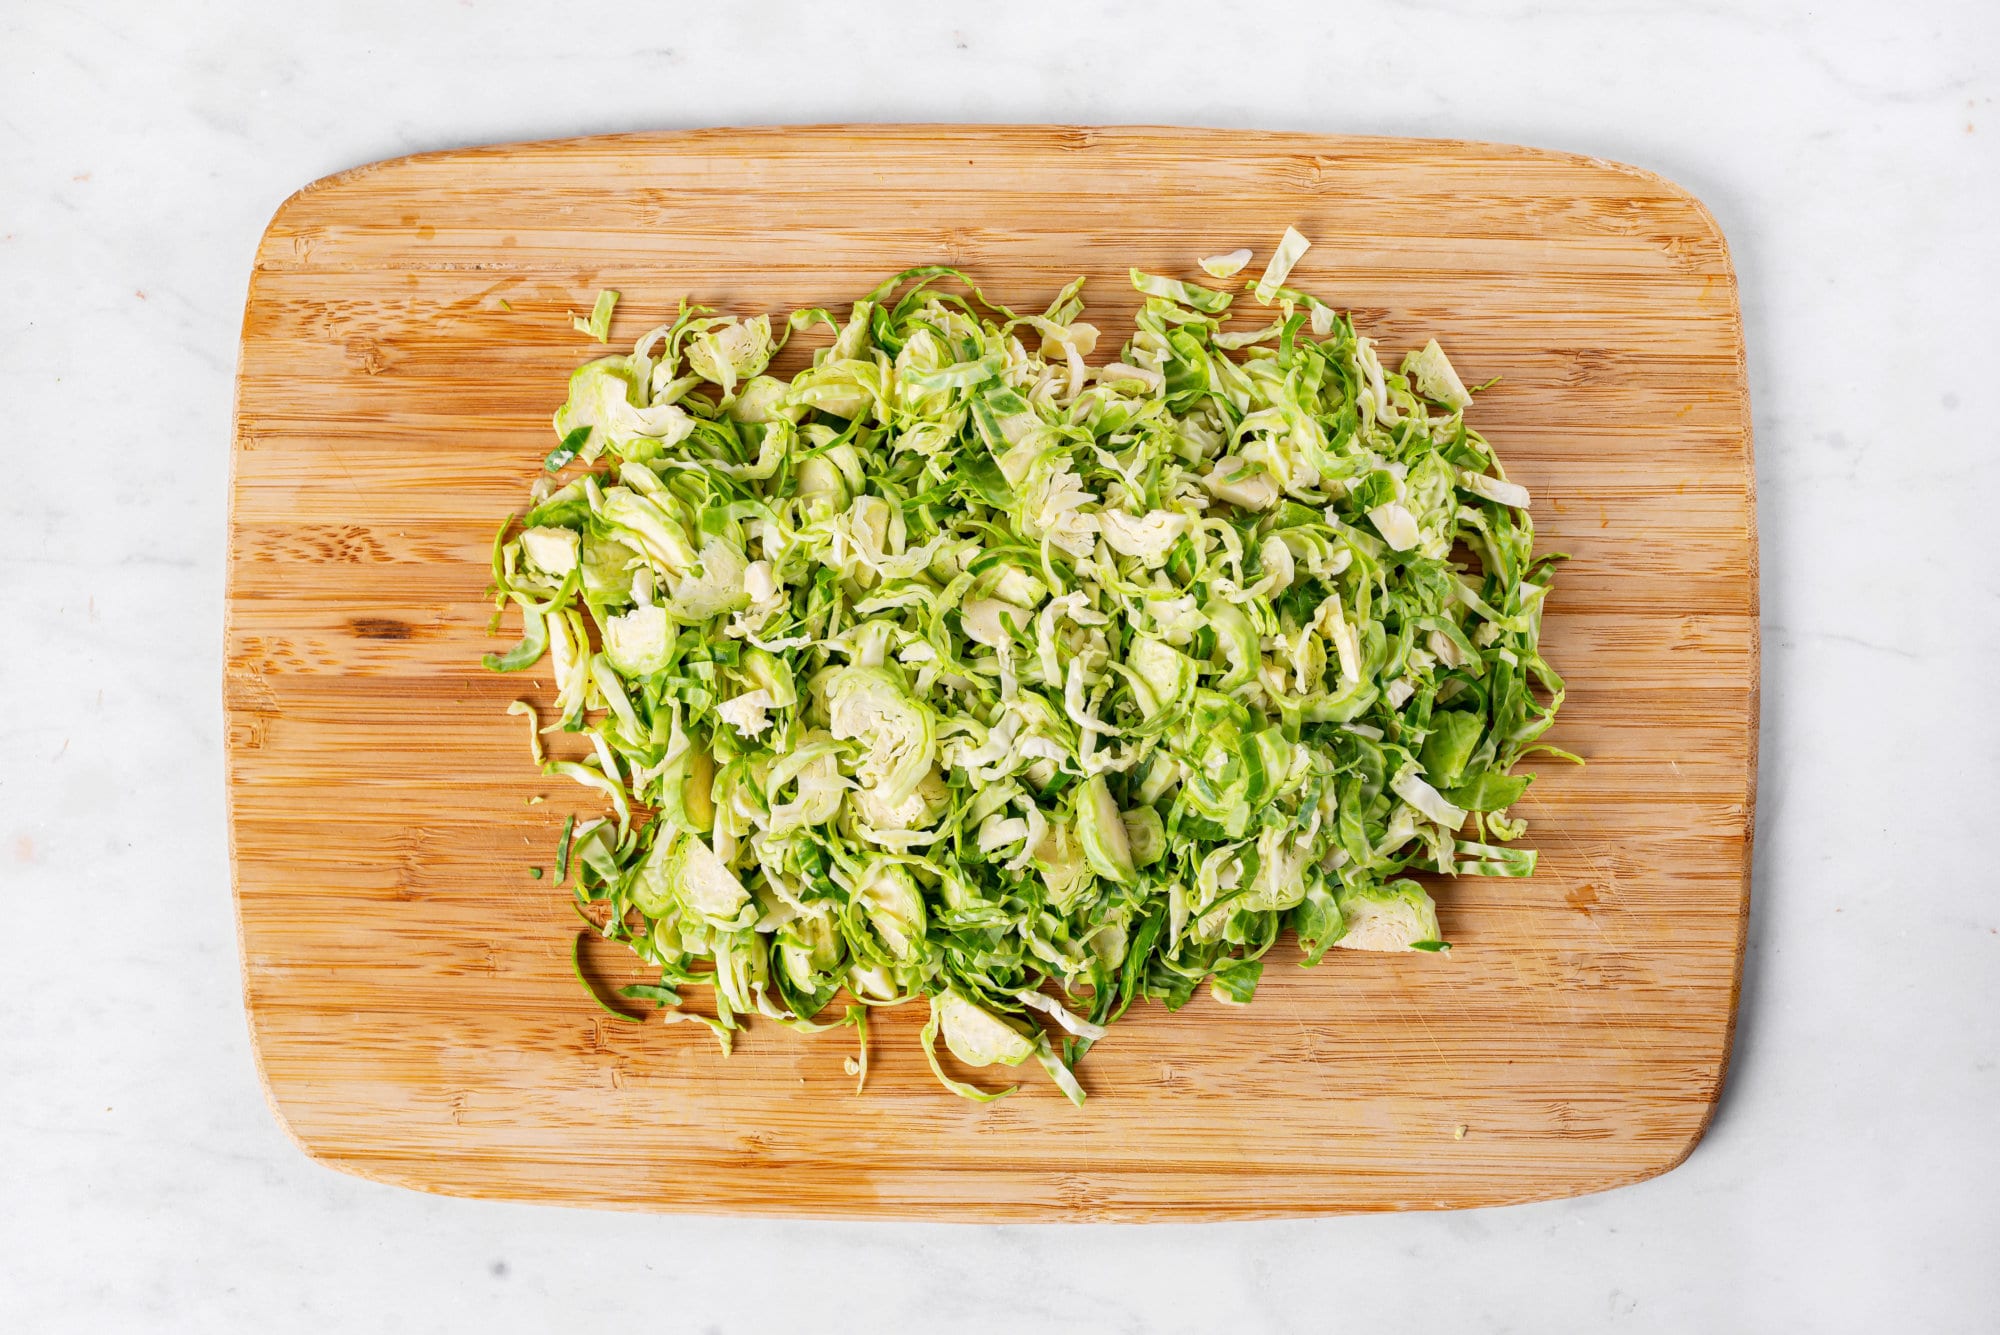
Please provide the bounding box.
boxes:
[2,1,1995,1330]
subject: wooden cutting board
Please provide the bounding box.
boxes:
[227,126,1756,1220]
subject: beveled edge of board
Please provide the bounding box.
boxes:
[225,125,1758,1220]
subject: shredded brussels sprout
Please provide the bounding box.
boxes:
[571,288,618,343]
[485,237,1570,1105]
[1199,248,1253,279]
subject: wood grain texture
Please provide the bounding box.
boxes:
[226,126,1756,1220]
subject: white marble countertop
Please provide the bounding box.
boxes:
[4,1,1995,1330]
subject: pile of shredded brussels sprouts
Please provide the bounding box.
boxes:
[485,231,1570,1104]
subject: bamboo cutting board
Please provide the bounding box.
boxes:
[227,126,1755,1220]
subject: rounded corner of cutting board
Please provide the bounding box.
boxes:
[242,1037,366,1185]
